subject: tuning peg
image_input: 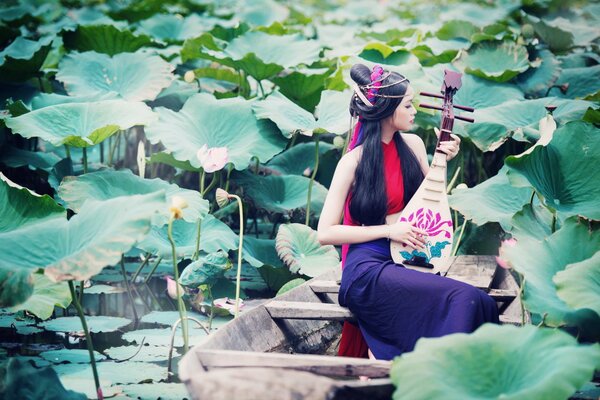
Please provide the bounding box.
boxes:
[419,92,475,113]
[419,103,475,123]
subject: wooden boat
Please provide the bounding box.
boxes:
[179,256,527,400]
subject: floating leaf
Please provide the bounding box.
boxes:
[0,191,166,282]
[83,284,126,295]
[5,100,157,147]
[59,169,208,225]
[139,310,207,326]
[61,24,154,55]
[506,121,600,221]
[390,324,600,400]
[499,218,600,336]
[9,273,71,320]
[276,223,339,277]
[554,251,600,318]
[40,316,131,333]
[234,171,328,215]
[56,51,174,102]
[122,327,209,347]
[145,93,286,170]
[105,345,179,363]
[55,361,166,387]
[39,349,106,364]
[448,167,532,230]
[455,41,530,82]
[121,383,189,400]
[179,251,232,287]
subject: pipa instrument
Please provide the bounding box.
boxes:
[390,70,474,274]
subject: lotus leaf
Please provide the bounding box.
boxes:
[455,41,530,82]
[104,345,179,362]
[272,67,333,112]
[448,167,533,230]
[252,90,350,137]
[0,145,61,171]
[55,361,166,387]
[257,264,298,293]
[0,191,166,282]
[140,310,207,326]
[0,36,52,82]
[40,316,131,333]
[121,383,189,400]
[0,269,33,308]
[508,203,554,242]
[61,24,154,55]
[234,171,328,215]
[5,99,157,147]
[390,324,600,400]
[499,218,600,335]
[266,142,335,177]
[242,236,283,269]
[137,13,227,42]
[436,20,478,41]
[276,223,339,277]
[238,0,289,26]
[554,251,600,318]
[552,65,600,100]
[39,349,106,364]
[83,284,126,295]
[145,93,286,170]
[506,121,600,221]
[276,278,306,296]
[359,42,417,66]
[56,51,174,102]
[0,314,36,328]
[0,358,86,400]
[516,49,561,97]
[122,327,210,347]
[179,251,232,287]
[530,17,574,53]
[58,169,208,225]
[138,215,238,259]
[9,273,71,320]
[147,151,200,172]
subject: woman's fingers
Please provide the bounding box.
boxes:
[411,226,427,236]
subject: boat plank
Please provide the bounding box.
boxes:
[444,255,497,290]
[267,300,353,321]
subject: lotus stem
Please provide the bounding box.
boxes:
[225,164,233,192]
[64,144,71,160]
[119,256,139,328]
[82,147,88,174]
[143,256,163,285]
[230,194,244,318]
[305,136,320,226]
[100,142,104,164]
[451,219,468,257]
[78,280,84,304]
[167,317,210,381]
[257,80,266,98]
[446,166,461,194]
[193,218,202,261]
[68,281,103,400]
[551,213,557,233]
[207,285,214,331]
[167,216,189,353]
[108,131,121,166]
[130,252,151,283]
[199,168,206,194]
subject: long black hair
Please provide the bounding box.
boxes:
[348,64,424,226]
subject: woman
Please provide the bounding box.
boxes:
[317,64,500,361]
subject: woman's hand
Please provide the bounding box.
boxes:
[387,222,428,250]
[434,127,461,161]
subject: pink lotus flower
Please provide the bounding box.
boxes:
[496,238,517,269]
[400,207,452,238]
[197,144,228,172]
[164,275,185,300]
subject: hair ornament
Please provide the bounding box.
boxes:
[352,83,374,107]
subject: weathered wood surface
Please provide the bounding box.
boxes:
[191,349,391,378]
[443,255,497,290]
[267,301,354,321]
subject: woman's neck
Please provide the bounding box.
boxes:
[380,124,396,144]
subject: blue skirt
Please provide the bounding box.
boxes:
[339,239,500,360]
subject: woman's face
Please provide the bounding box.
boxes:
[387,85,416,132]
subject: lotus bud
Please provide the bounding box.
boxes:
[215,188,230,208]
[137,141,146,178]
[302,167,311,177]
[455,183,468,190]
[521,24,534,39]
[496,238,517,270]
[184,70,196,83]
[333,135,345,148]
[170,195,188,219]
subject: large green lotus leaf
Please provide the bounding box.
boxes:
[234,171,328,215]
[146,151,200,172]
[9,273,70,320]
[554,251,600,318]
[5,100,157,147]
[30,92,121,110]
[58,169,208,225]
[105,345,179,362]
[506,121,600,221]
[411,39,464,67]
[545,17,600,48]
[509,203,554,242]
[530,17,574,53]
[516,49,561,98]
[121,383,189,400]
[359,42,418,66]
[40,316,131,333]
[61,24,154,55]
[0,145,61,171]
[238,0,289,26]
[145,93,286,170]
[0,269,33,308]
[56,51,175,102]
[137,13,226,42]
[137,215,238,259]
[455,97,593,152]
[551,65,600,100]
[448,166,532,230]
[272,67,333,112]
[455,41,530,82]
[436,20,479,41]
[0,36,52,82]
[252,91,314,138]
[0,178,65,233]
[0,358,86,400]
[266,142,335,177]
[0,191,166,282]
[276,223,339,277]
[500,218,600,333]
[390,324,600,400]
[179,251,232,287]
[39,349,106,364]
[242,236,283,269]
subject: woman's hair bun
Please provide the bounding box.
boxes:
[350,64,372,86]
